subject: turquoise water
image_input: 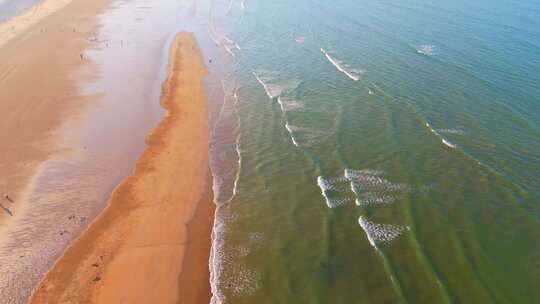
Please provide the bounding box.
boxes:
[200,0,540,303]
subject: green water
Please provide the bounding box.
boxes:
[202,0,540,303]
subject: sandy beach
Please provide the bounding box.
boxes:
[0,0,218,302]
[0,0,109,226]
[30,32,213,303]
[0,2,113,301]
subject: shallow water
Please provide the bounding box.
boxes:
[0,0,45,23]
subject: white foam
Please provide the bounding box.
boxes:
[208,24,222,47]
[442,138,457,149]
[232,94,242,198]
[318,176,349,192]
[210,217,260,302]
[417,44,435,56]
[209,91,242,304]
[208,15,240,59]
[320,48,362,81]
[317,176,330,206]
[317,176,352,208]
[284,122,300,147]
[295,36,306,44]
[253,72,280,98]
[358,217,409,247]
[277,96,302,112]
[284,122,331,147]
[426,122,458,149]
[228,267,260,296]
[223,35,237,48]
[223,36,241,59]
[437,128,464,135]
[344,169,384,179]
[252,70,301,99]
[209,207,226,304]
[355,193,396,206]
[345,169,405,207]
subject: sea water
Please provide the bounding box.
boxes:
[203,0,540,303]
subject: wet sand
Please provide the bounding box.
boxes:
[0,0,113,301]
[30,32,213,303]
[0,0,75,48]
[0,0,109,226]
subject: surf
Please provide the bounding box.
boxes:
[320,48,362,81]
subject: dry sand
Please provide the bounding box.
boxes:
[30,32,213,303]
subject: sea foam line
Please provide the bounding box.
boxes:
[231,91,242,199]
[344,168,405,206]
[438,128,464,135]
[252,72,279,98]
[426,122,457,149]
[284,122,300,147]
[208,15,240,59]
[252,71,301,99]
[317,176,352,208]
[285,122,332,147]
[277,96,302,112]
[209,207,225,304]
[320,48,361,81]
[209,90,242,304]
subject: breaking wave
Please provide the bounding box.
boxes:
[345,169,405,206]
[285,122,332,147]
[317,176,354,208]
[209,87,242,304]
[416,44,435,56]
[252,70,302,99]
[208,11,241,59]
[358,217,409,248]
[277,96,303,112]
[437,128,465,135]
[426,122,457,149]
[320,48,363,81]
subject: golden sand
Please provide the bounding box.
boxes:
[30,32,213,304]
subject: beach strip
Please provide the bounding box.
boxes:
[0,0,75,48]
[30,32,214,303]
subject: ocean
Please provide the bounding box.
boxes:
[203,0,540,303]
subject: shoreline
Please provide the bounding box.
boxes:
[0,0,115,301]
[30,32,213,303]
[0,0,74,48]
